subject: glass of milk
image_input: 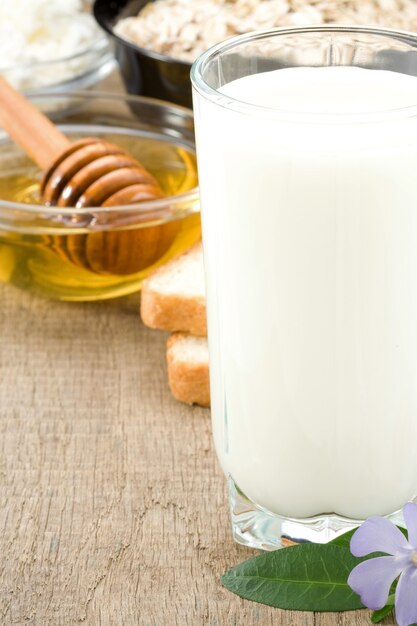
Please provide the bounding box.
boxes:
[191,26,417,550]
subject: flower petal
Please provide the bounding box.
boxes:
[348,556,403,610]
[395,566,417,626]
[350,516,409,557]
[403,502,417,550]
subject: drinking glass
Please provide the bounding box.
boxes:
[191,26,417,550]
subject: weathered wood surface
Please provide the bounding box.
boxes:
[0,283,394,625]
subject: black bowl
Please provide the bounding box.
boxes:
[93,0,193,108]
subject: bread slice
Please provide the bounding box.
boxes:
[166,333,210,407]
[141,242,207,336]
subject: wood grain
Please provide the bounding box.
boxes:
[0,284,396,626]
[0,75,69,170]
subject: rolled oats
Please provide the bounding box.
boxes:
[114,0,417,63]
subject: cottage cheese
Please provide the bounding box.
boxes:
[0,0,105,90]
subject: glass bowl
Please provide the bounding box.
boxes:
[0,9,115,95]
[1,37,115,96]
[93,0,192,108]
[0,91,200,301]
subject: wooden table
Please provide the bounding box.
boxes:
[0,283,394,626]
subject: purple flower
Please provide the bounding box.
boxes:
[348,502,417,626]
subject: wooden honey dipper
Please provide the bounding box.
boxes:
[0,76,179,275]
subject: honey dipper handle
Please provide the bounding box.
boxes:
[0,75,70,171]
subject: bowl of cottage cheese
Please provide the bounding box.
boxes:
[0,0,115,93]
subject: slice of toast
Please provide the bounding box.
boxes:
[166,333,210,407]
[140,242,207,336]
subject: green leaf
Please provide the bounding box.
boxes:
[221,544,364,611]
[330,528,358,548]
[371,597,395,624]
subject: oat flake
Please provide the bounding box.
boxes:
[114,0,417,63]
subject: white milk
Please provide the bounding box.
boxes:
[193,66,417,519]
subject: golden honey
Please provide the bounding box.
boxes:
[0,132,200,300]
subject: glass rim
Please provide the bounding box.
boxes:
[190,24,417,123]
[0,33,110,74]
[0,90,198,220]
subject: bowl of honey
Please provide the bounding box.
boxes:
[0,91,200,301]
